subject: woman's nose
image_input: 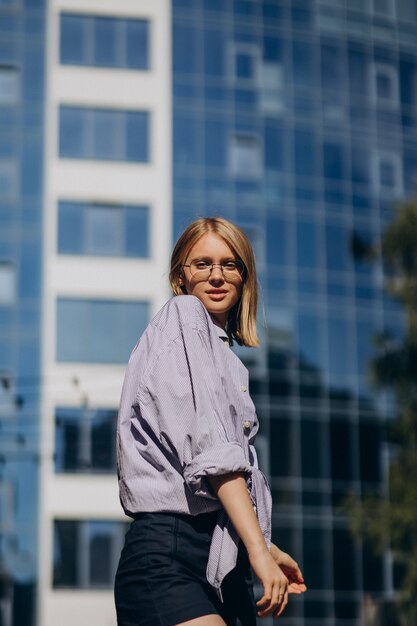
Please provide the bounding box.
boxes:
[209,265,224,281]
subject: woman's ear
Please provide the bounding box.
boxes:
[178,272,187,293]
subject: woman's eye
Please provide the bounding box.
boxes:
[194,261,210,269]
[224,262,237,269]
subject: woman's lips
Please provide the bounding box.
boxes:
[206,290,228,300]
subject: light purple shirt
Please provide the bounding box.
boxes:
[117,294,272,599]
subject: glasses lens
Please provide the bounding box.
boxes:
[223,261,243,277]
[189,261,211,278]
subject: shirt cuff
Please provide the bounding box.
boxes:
[183,442,252,499]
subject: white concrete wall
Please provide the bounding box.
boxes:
[38,1,172,624]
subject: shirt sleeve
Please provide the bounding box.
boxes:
[137,302,251,499]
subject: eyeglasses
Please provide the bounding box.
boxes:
[182,259,244,280]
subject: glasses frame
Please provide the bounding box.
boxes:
[182,259,245,280]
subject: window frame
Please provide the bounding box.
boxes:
[59,12,150,71]
[55,407,117,474]
[372,150,403,197]
[228,42,261,86]
[370,62,400,108]
[53,519,127,589]
[57,199,150,258]
[59,106,150,163]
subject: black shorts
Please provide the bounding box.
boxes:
[114,511,257,626]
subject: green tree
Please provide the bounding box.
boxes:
[346,198,417,624]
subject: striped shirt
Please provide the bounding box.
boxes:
[116,294,272,599]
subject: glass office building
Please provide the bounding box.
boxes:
[0,0,46,624]
[172,1,417,624]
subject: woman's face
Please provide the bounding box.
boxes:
[179,232,243,328]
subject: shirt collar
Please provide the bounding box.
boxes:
[211,320,230,345]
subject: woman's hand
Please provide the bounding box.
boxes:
[269,543,307,595]
[248,545,289,618]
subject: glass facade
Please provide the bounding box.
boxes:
[172,1,417,623]
[0,0,46,624]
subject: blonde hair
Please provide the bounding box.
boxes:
[169,217,259,347]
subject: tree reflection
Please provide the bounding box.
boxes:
[346,197,417,624]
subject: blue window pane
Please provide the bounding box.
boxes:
[292,40,314,87]
[294,128,316,177]
[323,142,344,180]
[325,222,349,272]
[125,206,149,257]
[58,201,149,257]
[264,121,283,171]
[174,113,199,166]
[94,17,117,67]
[58,201,84,254]
[59,107,85,157]
[263,37,283,62]
[204,29,224,76]
[85,205,123,255]
[57,299,90,361]
[356,319,377,376]
[327,316,351,380]
[174,25,198,75]
[321,43,342,92]
[236,52,254,79]
[0,67,19,104]
[93,109,121,160]
[126,20,149,69]
[266,217,289,266]
[55,407,117,473]
[205,119,227,167]
[303,528,326,591]
[126,111,149,162]
[348,46,368,96]
[60,15,87,65]
[90,300,119,362]
[297,221,317,268]
[60,14,150,70]
[351,147,370,184]
[59,107,149,163]
[57,299,149,363]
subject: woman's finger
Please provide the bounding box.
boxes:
[258,579,282,617]
[273,591,289,618]
[256,583,272,609]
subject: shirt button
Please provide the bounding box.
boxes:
[241,385,247,392]
[243,420,251,430]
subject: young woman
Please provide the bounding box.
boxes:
[114,217,306,626]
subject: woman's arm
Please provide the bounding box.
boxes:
[208,472,289,618]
